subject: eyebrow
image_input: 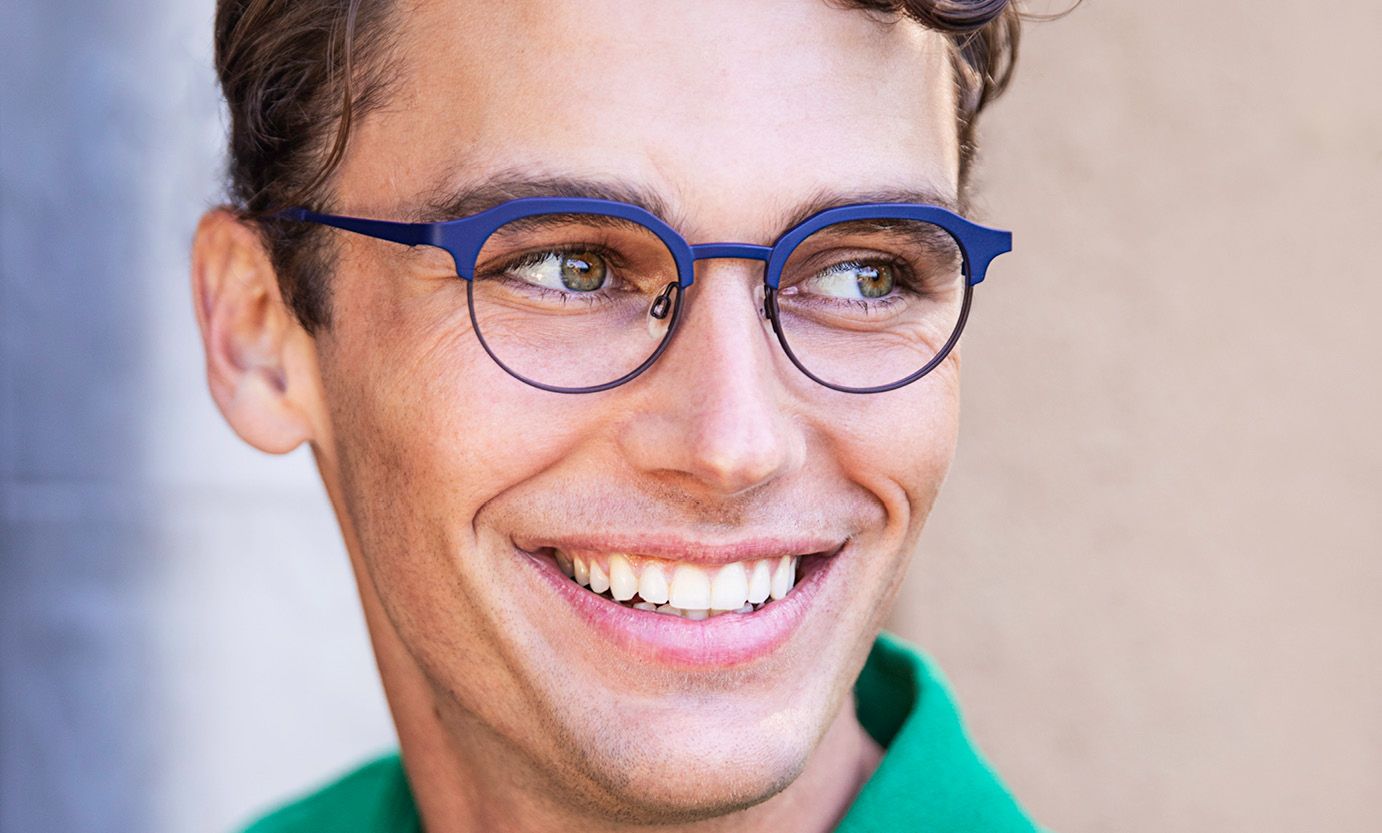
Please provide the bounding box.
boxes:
[778,185,963,233]
[409,170,961,243]
[412,171,677,225]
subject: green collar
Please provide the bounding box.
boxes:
[837,630,1039,831]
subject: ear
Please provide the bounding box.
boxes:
[191,209,324,454]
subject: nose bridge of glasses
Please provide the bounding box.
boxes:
[682,244,775,318]
[688,243,773,263]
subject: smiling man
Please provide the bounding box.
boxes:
[192,1,1037,831]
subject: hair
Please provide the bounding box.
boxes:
[214,0,1023,333]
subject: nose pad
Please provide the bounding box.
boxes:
[650,282,678,320]
[758,284,777,321]
[647,281,680,340]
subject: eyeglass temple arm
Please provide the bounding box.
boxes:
[274,207,442,248]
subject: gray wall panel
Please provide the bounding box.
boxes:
[0,3,394,832]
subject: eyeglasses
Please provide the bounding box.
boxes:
[276,197,1011,394]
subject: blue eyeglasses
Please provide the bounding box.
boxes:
[276,197,1011,394]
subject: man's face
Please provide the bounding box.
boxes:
[313,0,960,820]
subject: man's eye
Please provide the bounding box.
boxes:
[507,250,609,292]
[804,260,896,300]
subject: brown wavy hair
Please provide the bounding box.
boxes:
[214,0,1023,332]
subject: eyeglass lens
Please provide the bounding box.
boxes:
[466,212,965,391]
[469,213,678,390]
[773,218,966,390]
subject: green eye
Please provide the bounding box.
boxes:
[853,263,894,298]
[804,260,897,301]
[558,252,606,291]
[506,249,610,292]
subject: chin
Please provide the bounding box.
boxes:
[572,728,811,824]
[412,654,832,824]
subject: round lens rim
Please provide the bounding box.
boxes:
[764,281,973,394]
[466,277,686,394]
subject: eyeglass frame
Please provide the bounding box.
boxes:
[275,196,1012,395]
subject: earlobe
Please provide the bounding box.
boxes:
[191,209,322,454]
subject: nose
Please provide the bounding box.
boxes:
[616,257,806,498]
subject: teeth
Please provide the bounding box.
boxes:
[747,558,772,604]
[654,604,709,621]
[637,561,670,604]
[554,549,806,613]
[709,562,749,611]
[608,554,638,601]
[588,560,610,594]
[770,555,796,600]
[645,602,752,619]
[668,564,711,610]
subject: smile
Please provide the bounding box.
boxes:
[516,536,846,668]
[548,549,800,619]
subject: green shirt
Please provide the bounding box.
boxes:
[240,631,1041,832]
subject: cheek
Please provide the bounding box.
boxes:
[832,357,961,533]
[317,265,598,552]
[315,275,612,690]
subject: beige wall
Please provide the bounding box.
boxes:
[884,2,1382,831]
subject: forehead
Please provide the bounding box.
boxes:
[340,0,959,238]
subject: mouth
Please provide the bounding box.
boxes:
[535,548,810,619]
[515,538,845,668]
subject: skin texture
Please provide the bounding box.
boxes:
[192,1,964,831]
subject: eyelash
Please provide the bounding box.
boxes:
[484,246,933,312]
[806,256,920,305]
[487,242,630,305]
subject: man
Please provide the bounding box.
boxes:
[191,0,1039,830]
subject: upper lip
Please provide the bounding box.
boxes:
[513,533,846,565]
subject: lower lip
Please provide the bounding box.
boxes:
[515,545,841,669]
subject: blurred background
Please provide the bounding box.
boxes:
[1,1,1378,831]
